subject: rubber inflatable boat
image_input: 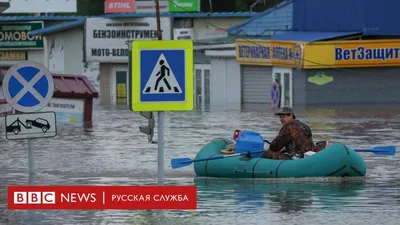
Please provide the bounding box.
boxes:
[193,138,367,178]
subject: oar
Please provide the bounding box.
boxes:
[171,150,265,169]
[354,146,396,156]
[264,138,395,156]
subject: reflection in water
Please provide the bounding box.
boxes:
[194,177,367,214]
[1,104,400,224]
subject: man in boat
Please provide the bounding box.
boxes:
[261,106,314,160]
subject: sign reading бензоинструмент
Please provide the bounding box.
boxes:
[85,17,172,63]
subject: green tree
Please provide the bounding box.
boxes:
[76,0,104,16]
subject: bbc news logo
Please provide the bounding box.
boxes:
[14,192,56,204]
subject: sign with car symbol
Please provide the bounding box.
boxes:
[5,111,57,140]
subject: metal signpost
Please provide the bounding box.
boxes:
[2,60,57,185]
[130,12,194,184]
[128,0,193,185]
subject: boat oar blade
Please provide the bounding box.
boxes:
[355,146,396,156]
[171,150,266,169]
[371,146,396,156]
[171,158,193,169]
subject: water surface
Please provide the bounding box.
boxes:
[1,104,399,225]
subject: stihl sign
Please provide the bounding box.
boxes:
[105,0,135,13]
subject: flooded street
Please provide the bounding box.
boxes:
[1,104,400,225]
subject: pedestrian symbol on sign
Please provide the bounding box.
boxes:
[142,54,182,94]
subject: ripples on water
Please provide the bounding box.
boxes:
[1,104,399,224]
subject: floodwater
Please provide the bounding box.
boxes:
[1,104,400,225]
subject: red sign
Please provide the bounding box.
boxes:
[105,0,136,13]
[8,186,197,210]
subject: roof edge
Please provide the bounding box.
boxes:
[102,12,258,18]
[227,0,293,34]
[52,73,99,98]
[270,31,363,42]
[0,15,85,22]
[30,18,85,36]
[28,12,259,36]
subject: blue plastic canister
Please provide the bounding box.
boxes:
[235,130,265,158]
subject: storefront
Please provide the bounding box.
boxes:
[236,39,300,107]
[295,39,400,105]
[84,17,172,106]
[236,38,400,107]
[28,12,256,107]
[0,21,46,67]
[203,49,241,110]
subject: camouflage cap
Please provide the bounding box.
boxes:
[274,106,295,115]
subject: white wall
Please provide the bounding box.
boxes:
[46,27,84,75]
[27,50,45,65]
[192,18,248,40]
[45,27,101,105]
[2,0,77,13]
[210,56,241,110]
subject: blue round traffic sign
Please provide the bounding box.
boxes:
[271,81,280,108]
[2,61,54,113]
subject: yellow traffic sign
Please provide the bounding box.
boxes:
[131,40,194,111]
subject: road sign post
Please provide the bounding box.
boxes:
[155,1,164,186]
[130,39,193,185]
[2,60,56,185]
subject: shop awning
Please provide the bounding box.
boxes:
[30,18,85,36]
[52,74,99,99]
[270,31,362,42]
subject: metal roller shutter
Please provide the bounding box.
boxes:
[241,66,272,103]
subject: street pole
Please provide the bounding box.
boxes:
[12,108,35,185]
[155,0,164,185]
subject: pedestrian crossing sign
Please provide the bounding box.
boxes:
[130,40,193,111]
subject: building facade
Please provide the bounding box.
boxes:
[236,39,400,107]
[30,12,256,107]
[0,16,84,114]
[198,0,294,110]
[0,16,82,69]
[232,0,400,108]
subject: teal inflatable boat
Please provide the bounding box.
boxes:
[193,138,367,178]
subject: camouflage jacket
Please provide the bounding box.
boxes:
[269,120,314,158]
